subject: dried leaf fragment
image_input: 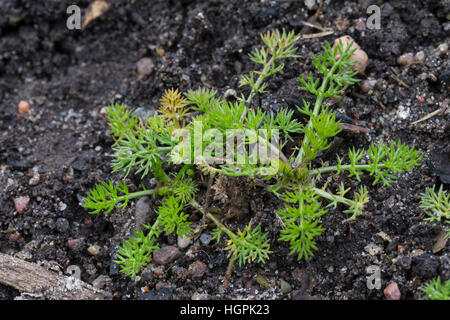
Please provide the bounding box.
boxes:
[82,0,109,29]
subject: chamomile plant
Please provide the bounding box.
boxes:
[82,29,422,277]
[420,185,450,239]
[421,276,450,300]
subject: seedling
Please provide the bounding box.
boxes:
[83,29,422,278]
[420,185,450,238]
[421,276,450,300]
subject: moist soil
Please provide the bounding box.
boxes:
[0,0,449,300]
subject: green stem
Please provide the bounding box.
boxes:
[309,163,386,176]
[118,188,159,202]
[239,55,276,122]
[190,200,236,239]
[292,49,351,169]
[311,187,354,208]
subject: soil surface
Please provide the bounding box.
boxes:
[0,0,449,300]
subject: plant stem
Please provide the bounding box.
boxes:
[311,187,354,207]
[118,188,159,202]
[292,50,351,169]
[190,200,236,239]
[239,55,275,122]
[309,163,386,175]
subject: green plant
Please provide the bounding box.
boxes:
[421,277,450,300]
[82,29,422,278]
[420,185,450,238]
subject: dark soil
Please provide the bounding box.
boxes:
[0,0,449,300]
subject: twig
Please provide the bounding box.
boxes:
[411,99,449,125]
[300,21,333,32]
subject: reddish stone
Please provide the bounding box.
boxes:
[67,238,82,249]
[189,261,207,279]
[14,196,30,214]
[153,246,181,265]
[384,282,401,300]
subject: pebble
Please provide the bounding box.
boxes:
[280,279,292,294]
[199,233,212,246]
[177,235,192,249]
[92,275,111,289]
[14,196,30,214]
[142,267,153,281]
[109,250,121,276]
[9,232,21,242]
[364,243,383,256]
[433,43,448,57]
[67,238,82,250]
[135,196,152,230]
[152,246,181,265]
[188,261,207,279]
[71,157,85,171]
[28,171,40,186]
[359,79,377,93]
[223,88,237,101]
[136,57,154,76]
[412,254,440,278]
[56,218,69,233]
[191,292,209,300]
[397,53,418,67]
[333,36,368,74]
[18,100,30,115]
[384,282,401,300]
[88,245,101,256]
[304,0,316,10]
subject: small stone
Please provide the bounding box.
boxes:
[415,51,425,62]
[397,53,417,67]
[304,0,316,10]
[223,89,237,101]
[192,292,209,300]
[156,47,165,57]
[136,57,154,77]
[177,235,192,249]
[88,245,101,256]
[433,43,448,57]
[92,275,111,289]
[142,268,153,281]
[384,282,401,300]
[153,246,181,265]
[9,232,21,242]
[188,261,207,279]
[359,79,377,93]
[109,252,120,276]
[333,36,368,74]
[18,100,30,115]
[153,268,164,276]
[397,255,412,270]
[199,233,212,246]
[364,243,383,255]
[135,196,152,230]
[84,218,94,227]
[397,245,406,255]
[71,157,85,171]
[28,171,40,186]
[56,218,69,233]
[396,105,410,119]
[14,196,30,214]
[67,238,82,250]
[413,254,440,278]
[280,279,292,294]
